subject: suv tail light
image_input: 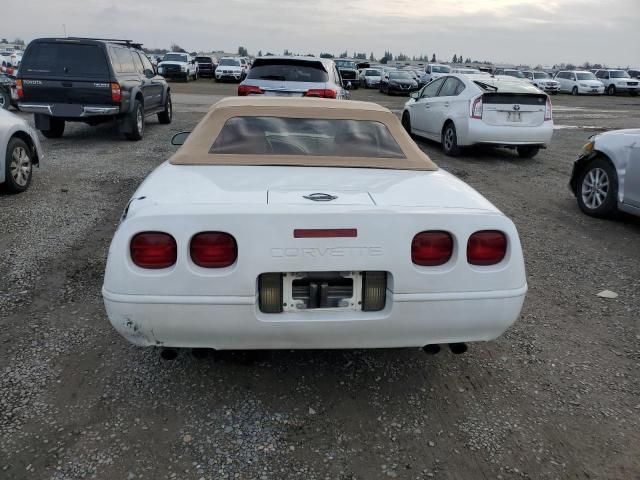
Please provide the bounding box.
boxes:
[238,84,264,96]
[130,232,177,269]
[190,232,237,268]
[111,82,121,102]
[544,96,552,121]
[467,231,507,266]
[411,231,453,266]
[15,79,23,99]
[304,89,337,99]
[470,95,483,119]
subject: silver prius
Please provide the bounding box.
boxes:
[570,129,640,218]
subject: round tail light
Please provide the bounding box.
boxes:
[411,231,453,266]
[130,232,177,269]
[190,232,237,268]
[467,231,507,266]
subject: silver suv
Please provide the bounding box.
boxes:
[237,56,348,99]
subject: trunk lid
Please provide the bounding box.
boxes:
[482,92,547,127]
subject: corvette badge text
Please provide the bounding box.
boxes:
[271,246,383,258]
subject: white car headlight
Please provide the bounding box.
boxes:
[181,65,186,72]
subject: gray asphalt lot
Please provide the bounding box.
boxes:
[1,81,639,480]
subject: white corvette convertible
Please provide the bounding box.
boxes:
[103,97,527,354]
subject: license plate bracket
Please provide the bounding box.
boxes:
[282,272,362,312]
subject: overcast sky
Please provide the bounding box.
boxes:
[3,0,639,67]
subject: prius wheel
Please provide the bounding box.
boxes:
[442,122,460,157]
[571,86,579,96]
[607,85,616,96]
[4,137,33,193]
[401,112,412,135]
[576,157,618,217]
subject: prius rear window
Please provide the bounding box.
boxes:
[210,117,405,158]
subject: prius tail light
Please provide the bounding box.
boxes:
[467,231,507,266]
[544,96,552,121]
[411,231,453,266]
[190,232,237,268]
[130,232,177,269]
[470,95,483,119]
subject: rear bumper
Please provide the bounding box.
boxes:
[18,102,119,117]
[103,285,527,349]
[464,119,553,147]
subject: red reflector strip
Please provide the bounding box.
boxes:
[294,229,357,238]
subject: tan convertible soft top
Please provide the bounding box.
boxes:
[169,97,438,171]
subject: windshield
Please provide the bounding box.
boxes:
[210,117,405,158]
[610,70,630,78]
[431,65,450,73]
[576,72,596,80]
[365,69,381,76]
[219,58,240,66]
[390,72,412,80]
[533,72,549,79]
[503,70,525,78]
[247,59,328,82]
[163,53,188,62]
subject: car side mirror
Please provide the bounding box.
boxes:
[144,69,154,79]
[344,81,352,90]
[410,91,420,100]
[171,132,190,146]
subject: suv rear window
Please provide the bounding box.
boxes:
[20,42,109,78]
[247,59,328,83]
[210,117,405,158]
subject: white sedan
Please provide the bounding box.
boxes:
[102,97,527,356]
[1,109,43,193]
[402,74,553,158]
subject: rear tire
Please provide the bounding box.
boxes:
[607,85,616,96]
[571,86,579,96]
[4,137,33,193]
[157,93,172,124]
[576,157,618,218]
[40,118,65,139]
[125,100,144,141]
[0,89,9,110]
[401,112,412,135]
[442,122,460,157]
[517,146,540,159]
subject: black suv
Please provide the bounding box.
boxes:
[17,38,172,140]
[195,56,216,78]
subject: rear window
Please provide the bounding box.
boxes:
[20,42,109,78]
[247,59,328,82]
[209,117,405,158]
[196,57,213,63]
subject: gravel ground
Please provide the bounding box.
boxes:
[1,81,639,480]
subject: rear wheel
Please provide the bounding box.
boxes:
[607,85,616,96]
[157,93,172,124]
[442,122,460,157]
[40,118,65,139]
[0,89,9,110]
[125,100,144,141]
[401,112,412,135]
[4,137,33,193]
[517,146,540,159]
[576,157,618,217]
[571,86,579,96]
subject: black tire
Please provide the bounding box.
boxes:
[517,146,540,159]
[571,86,579,96]
[441,122,460,157]
[576,157,618,218]
[3,137,33,193]
[125,100,144,141]
[158,93,172,124]
[40,118,65,139]
[607,85,616,96]
[401,112,412,135]
[0,89,9,110]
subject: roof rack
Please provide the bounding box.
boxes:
[65,37,143,49]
